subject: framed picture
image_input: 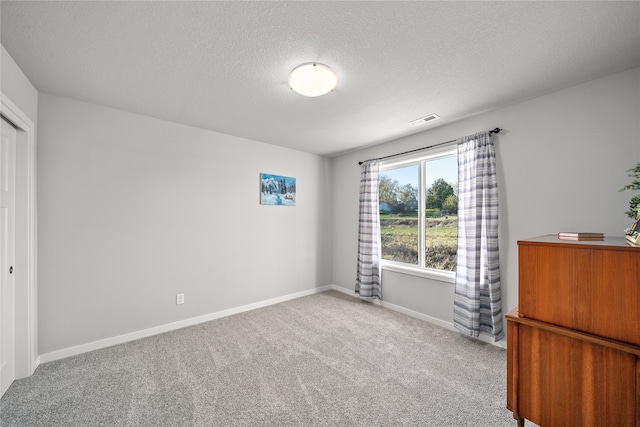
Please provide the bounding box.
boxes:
[626,219,640,246]
[260,173,296,206]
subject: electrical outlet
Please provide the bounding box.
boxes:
[176,293,184,305]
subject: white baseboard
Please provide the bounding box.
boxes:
[39,285,334,364]
[39,283,504,364]
[327,284,506,349]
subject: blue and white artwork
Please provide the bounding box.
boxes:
[260,173,296,206]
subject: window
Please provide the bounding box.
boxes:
[379,148,458,280]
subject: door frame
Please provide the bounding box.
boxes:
[1,93,38,379]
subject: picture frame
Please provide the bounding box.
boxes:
[260,173,296,206]
[625,219,640,246]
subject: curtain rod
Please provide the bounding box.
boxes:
[358,127,502,165]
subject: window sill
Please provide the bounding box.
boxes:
[381,262,455,284]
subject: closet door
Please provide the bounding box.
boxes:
[0,117,17,397]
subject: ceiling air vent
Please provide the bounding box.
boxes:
[409,114,440,127]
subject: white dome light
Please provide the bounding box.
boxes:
[288,63,337,97]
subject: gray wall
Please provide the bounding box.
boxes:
[7,36,640,357]
[330,67,640,339]
[37,94,332,354]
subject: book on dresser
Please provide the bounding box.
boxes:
[557,231,604,240]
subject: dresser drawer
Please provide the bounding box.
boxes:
[506,310,640,427]
[518,236,640,346]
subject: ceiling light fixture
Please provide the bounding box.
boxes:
[288,63,337,97]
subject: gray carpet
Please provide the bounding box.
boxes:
[1,290,520,426]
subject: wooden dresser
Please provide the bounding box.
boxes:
[506,235,640,427]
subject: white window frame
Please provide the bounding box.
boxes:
[379,145,457,283]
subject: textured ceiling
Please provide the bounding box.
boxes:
[2,1,639,156]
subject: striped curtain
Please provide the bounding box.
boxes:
[453,131,504,341]
[355,161,382,300]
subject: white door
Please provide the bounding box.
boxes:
[0,117,17,397]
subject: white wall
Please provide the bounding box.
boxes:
[37,93,332,355]
[1,45,38,121]
[331,67,640,340]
